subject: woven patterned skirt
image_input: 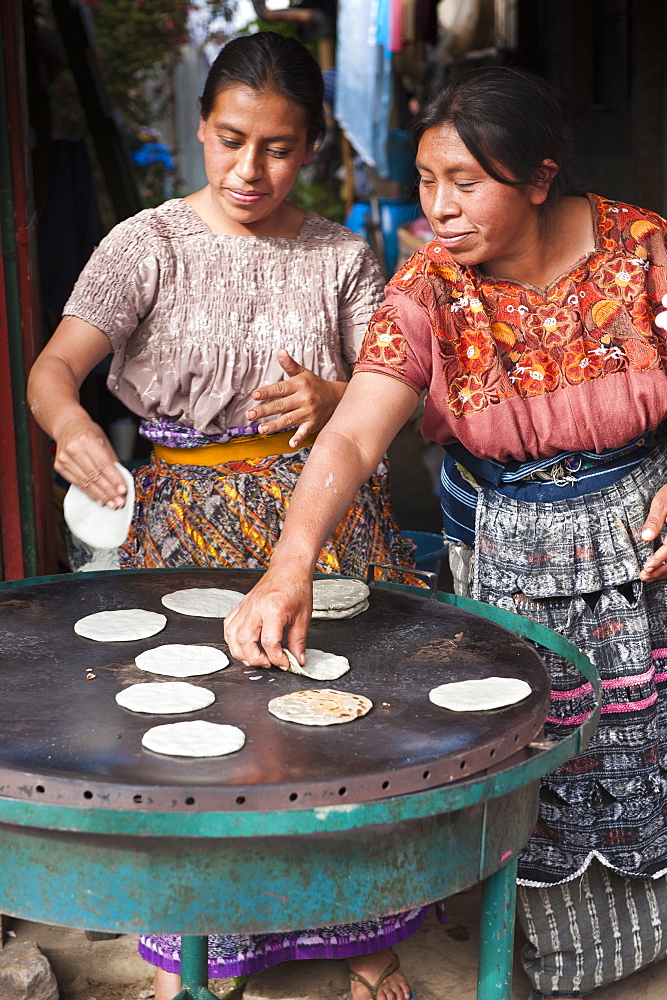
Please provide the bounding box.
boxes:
[138,909,430,979]
[119,449,416,578]
[473,439,667,887]
[120,447,425,977]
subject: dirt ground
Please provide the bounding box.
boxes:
[8,888,667,1000]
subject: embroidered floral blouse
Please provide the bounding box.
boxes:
[355,194,667,463]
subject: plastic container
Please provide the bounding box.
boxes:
[344,198,421,274]
[403,530,449,576]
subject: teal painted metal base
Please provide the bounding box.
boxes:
[172,939,247,1000]
[174,937,219,1000]
[0,581,602,1000]
[478,857,519,998]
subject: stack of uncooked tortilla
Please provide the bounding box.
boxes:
[311,578,369,619]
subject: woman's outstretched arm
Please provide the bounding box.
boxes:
[224,371,419,667]
[27,316,128,508]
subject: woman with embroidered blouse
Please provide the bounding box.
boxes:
[226,67,667,999]
[28,31,418,1000]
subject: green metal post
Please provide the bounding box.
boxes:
[477,856,519,1000]
[173,935,219,1000]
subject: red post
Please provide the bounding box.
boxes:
[0,225,25,580]
[1,0,57,578]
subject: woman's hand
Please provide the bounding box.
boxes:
[640,483,667,581]
[55,416,128,509]
[245,349,346,449]
[28,315,127,507]
[224,564,313,668]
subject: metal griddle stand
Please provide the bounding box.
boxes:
[0,575,601,1000]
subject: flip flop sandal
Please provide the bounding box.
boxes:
[349,952,416,1000]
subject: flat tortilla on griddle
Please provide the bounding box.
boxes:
[74,608,167,642]
[268,688,372,726]
[135,644,229,677]
[429,676,532,712]
[141,720,245,757]
[161,588,243,618]
[116,681,215,714]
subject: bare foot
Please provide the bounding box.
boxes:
[348,949,412,1000]
[153,967,181,1000]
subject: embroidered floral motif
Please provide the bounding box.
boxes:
[455,329,495,374]
[447,372,488,416]
[510,349,560,394]
[359,303,408,372]
[523,304,577,350]
[394,259,423,289]
[562,337,605,384]
[629,295,657,338]
[598,258,645,301]
[622,339,660,370]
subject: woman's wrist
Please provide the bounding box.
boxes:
[269,541,318,579]
[51,406,99,444]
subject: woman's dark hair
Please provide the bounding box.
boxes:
[412,67,574,206]
[200,32,326,145]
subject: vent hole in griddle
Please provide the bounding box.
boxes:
[382,780,390,789]
[489,748,496,758]
[236,796,245,805]
[514,733,520,742]
[35,785,44,794]
[133,795,143,804]
[422,770,430,780]
[289,792,298,801]
[460,761,467,770]
[338,787,347,796]
[185,796,195,805]
[83,790,93,799]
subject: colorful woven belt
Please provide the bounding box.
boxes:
[153,431,317,466]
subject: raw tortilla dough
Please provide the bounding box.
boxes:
[429,676,532,712]
[161,588,244,618]
[74,608,167,642]
[312,578,369,611]
[63,463,135,548]
[268,688,372,726]
[115,681,215,714]
[283,648,350,680]
[141,720,245,757]
[312,600,369,620]
[135,644,229,677]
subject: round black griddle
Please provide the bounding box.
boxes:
[0,570,550,811]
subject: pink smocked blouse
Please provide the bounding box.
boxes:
[356,194,667,463]
[63,200,384,433]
